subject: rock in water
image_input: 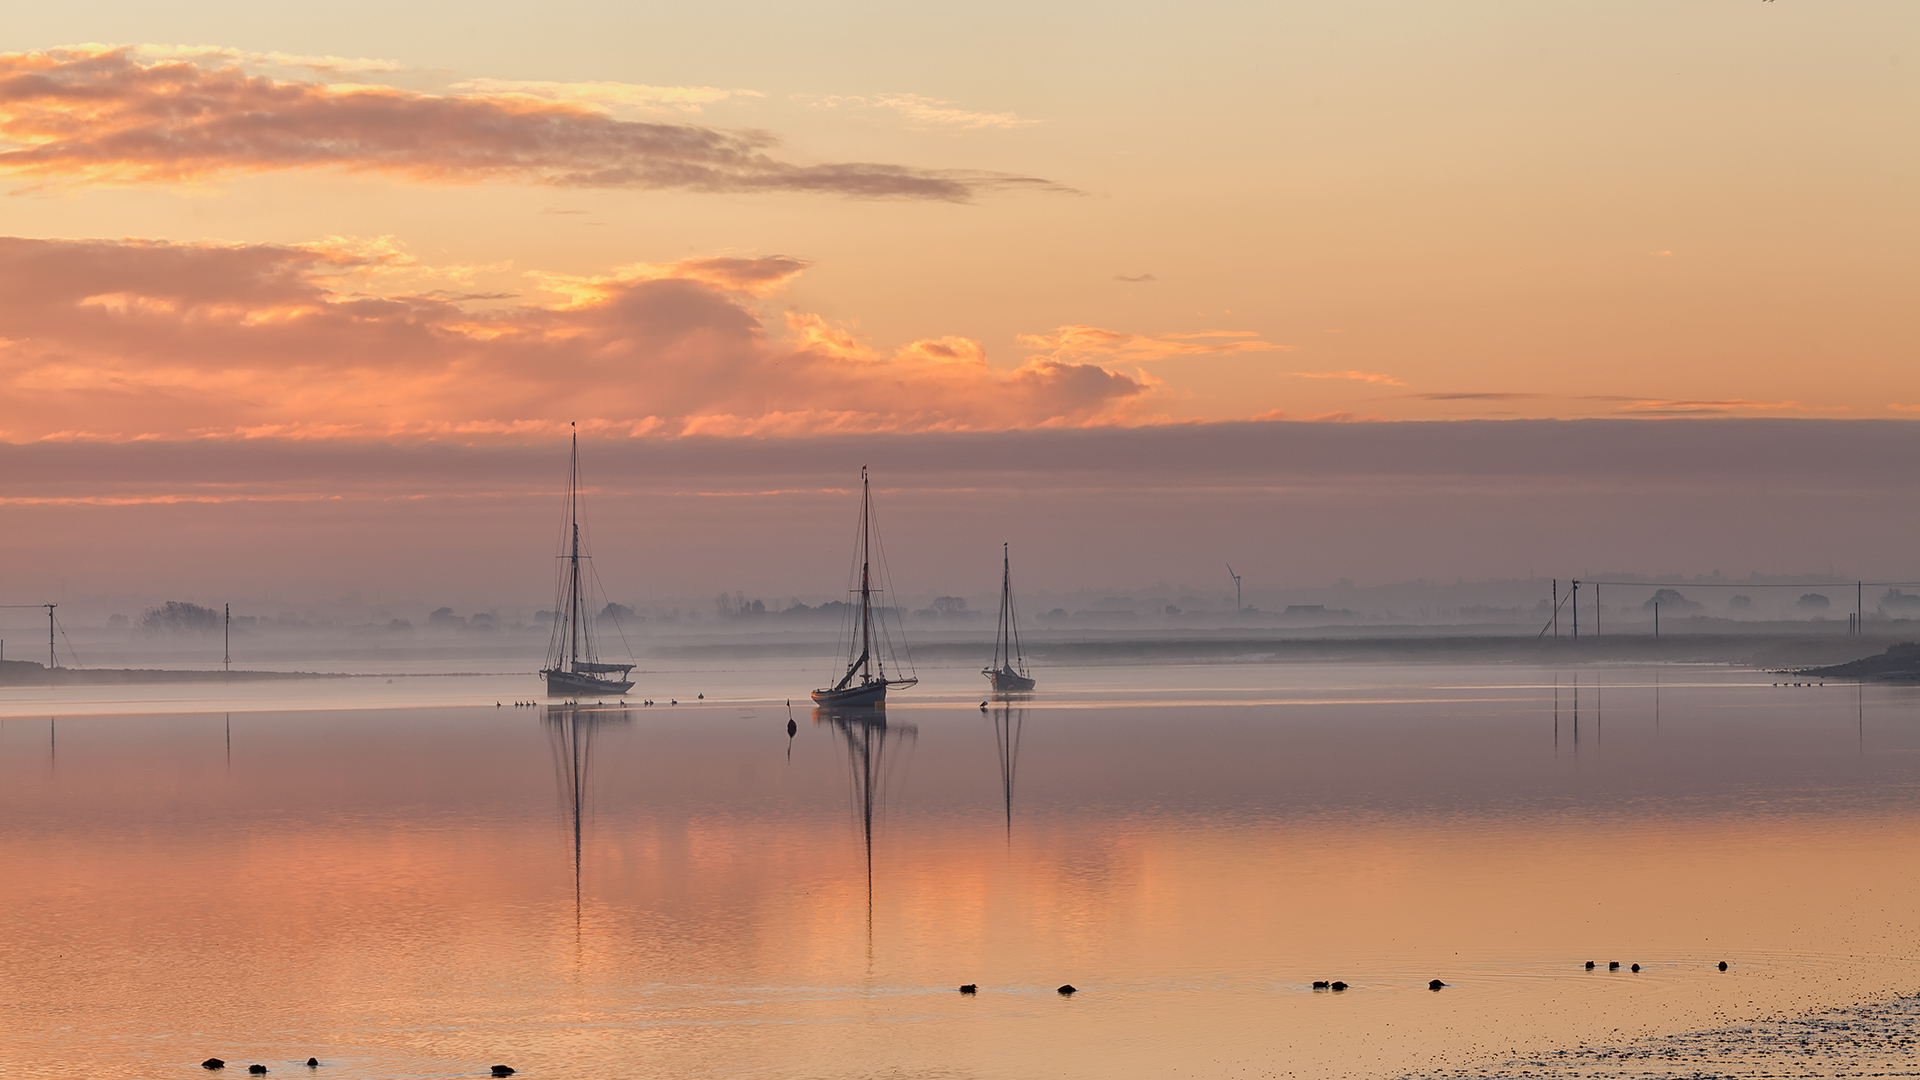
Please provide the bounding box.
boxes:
[959,984,977,994]
[1429,979,1446,990]
[492,1068,517,1077]
[1056,984,1077,995]
[202,1060,225,1070]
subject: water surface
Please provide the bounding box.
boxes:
[4,663,1919,1079]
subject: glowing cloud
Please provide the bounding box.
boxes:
[0,47,1061,200]
[0,236,1149,442]
[450,78,762,112]
[808,93,1035,130]
[1017,326,1286,363]
[1286,370,1407,387]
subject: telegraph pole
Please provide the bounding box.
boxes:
[224,603,231,675]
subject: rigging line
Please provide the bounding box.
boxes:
[586,558,637,662]
[864,477,916,679]
[1536,588,1574,639]
[53,613,83,669]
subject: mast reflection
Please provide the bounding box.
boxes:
[816,708,917,927]
[990,704,1025,836]
[544,703,634,920]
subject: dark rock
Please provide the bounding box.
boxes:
[1584,961,1595,970]
[248,1068,267,1075]
[1631,964,1640,973]
[1330,981,1347,991]
[1057,984,1077,995]
[202,1060,226,1070]
[1311,980,1330,989]
[1718,961,1728,971]
[1429,979,1446,990]
[491,1068,516,1077]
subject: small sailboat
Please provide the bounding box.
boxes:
[983,542,1036,692]
[812,466,917,708]
[540,427,636,697]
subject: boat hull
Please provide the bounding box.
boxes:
[985,668,1036,693]
[543,668,635,697]
[812,681,888,707]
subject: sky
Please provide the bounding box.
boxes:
[0,1,1916,615]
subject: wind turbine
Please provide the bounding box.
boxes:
[1227,564,1242,613]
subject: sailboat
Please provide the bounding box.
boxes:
[812,467,918,708]
[983,542,1035,692]
[540,427,636,697]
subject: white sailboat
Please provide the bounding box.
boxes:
[540,427,636,697]
[812,466,917,708]
[983,542,1035,692]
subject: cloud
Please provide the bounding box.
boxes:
[1609,398,1806,416]
[809,93,1035,130]
[1113,273,1156,283]
[0,236,1150,442]
[122,43,404,74]
[1415,392,1544,401]
[1017,326,1287,363]
[1286,370,1407,387]
[0,47,1062,201]
[450,78,761,113]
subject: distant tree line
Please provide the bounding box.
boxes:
[139,601,220,634]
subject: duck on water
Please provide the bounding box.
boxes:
[539,425,636,698]
[812,466,917,708]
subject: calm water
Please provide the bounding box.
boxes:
[4,662,1920,1079]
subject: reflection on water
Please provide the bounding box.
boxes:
[544,703,633,919]
[3,664,1920,1080]
[992,704,1024,834]
[817,707,917,931]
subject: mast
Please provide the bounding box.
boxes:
[998,543,1011,670]
[860,465,873,684]
[568,426,582,673]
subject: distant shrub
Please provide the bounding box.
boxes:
[1797,593,1831,609]
[138,601,220,634]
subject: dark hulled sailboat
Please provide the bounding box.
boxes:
[812,467,917,708]
[540,428,636,697]
[982,542,1035,692]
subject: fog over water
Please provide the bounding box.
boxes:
[4,420,1918,626]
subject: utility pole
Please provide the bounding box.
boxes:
[1571,581,1579,639]
[1227,565,1242,613]
[1654,601,1659,639]
[224,603,231,675]
[1552,580,1558,638]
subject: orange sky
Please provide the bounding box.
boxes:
[0,4,1914,441]
[0,5,1916,604]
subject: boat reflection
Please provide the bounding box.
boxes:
[815,707,917,924]
[990,704,1025,836]
[543,702,634,920]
